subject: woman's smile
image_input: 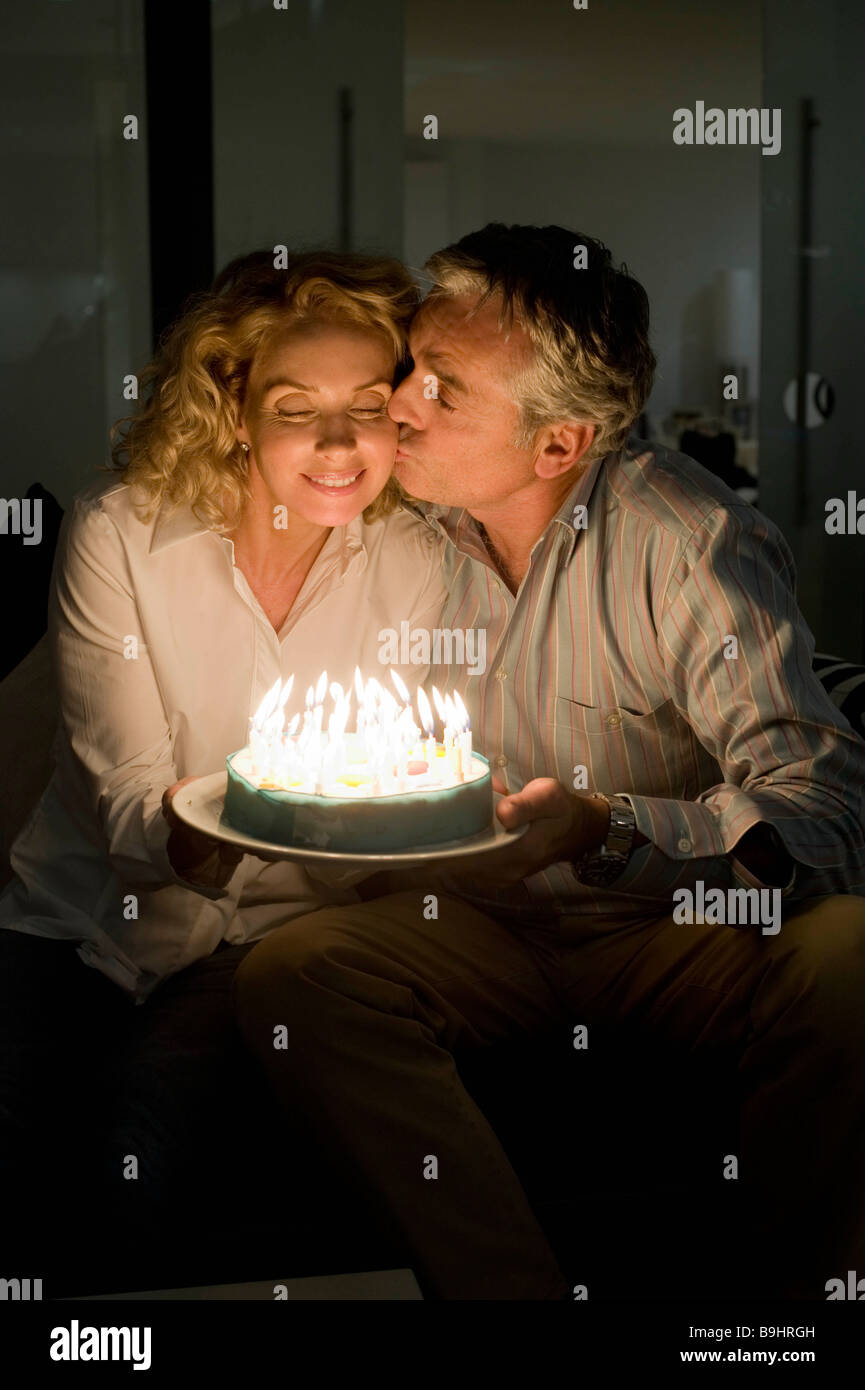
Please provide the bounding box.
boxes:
[302,468,367,494]
[238,318,400,526]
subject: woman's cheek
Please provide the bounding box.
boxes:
[368,420,399,469]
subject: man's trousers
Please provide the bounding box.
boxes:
[232,891,865,1301]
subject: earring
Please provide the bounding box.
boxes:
[240,442,250,454]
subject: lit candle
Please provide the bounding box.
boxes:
[395,706,418,792]
[390,669,411,709]
[431,685,449,751]
[354,667,366,744]
[257,677,283,724]
[249,719,265,777]
[246,669,481,799]
[417,686,437,767]
[279,713,300,786]
[278,674,295,713]
[453,690,472,773]
[440,693,461,780]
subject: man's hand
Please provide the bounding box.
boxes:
[440,777,611,888]
[162,778,246,891]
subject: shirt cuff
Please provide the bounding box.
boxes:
[304,861,378,890]
[609,793,800,899]
[143,803,237,901]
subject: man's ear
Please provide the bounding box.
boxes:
[533,421,595,480]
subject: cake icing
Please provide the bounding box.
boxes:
[223,741,493,853]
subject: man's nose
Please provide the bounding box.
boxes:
[388,375,421,429]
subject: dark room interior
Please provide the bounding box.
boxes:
[2,0,864,1363]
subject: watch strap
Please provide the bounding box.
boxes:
[574,793,636,885]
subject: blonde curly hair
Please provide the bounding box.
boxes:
[107,248,420,531]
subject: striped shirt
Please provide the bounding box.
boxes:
[409,437,865,927]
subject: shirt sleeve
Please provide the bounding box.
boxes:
[605,502,865,902]
[50,493,235,897]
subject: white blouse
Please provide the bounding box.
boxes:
[0,478,446,1002]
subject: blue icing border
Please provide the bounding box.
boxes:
[222,750,493,853]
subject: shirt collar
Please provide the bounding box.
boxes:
[400,495,457,543]
[148,499,210,554]
[401,448,610,554]
[549,449,607,548]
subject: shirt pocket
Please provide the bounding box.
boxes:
[547,694,689,797]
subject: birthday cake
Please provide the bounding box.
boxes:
[222,671,493,854]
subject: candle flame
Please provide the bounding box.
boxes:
[431,685,447,723]
[390,669,411,705]
[452,690,470,730]
[328,700,350,741]
[244,669,472,794]
[277,675,294,710]
[253,677,283,727]
[416,686,434,734]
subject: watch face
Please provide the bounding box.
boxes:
[579,854,627,886]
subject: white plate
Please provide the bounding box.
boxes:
[171,771,527,866]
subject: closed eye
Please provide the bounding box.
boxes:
[275,407,388,420]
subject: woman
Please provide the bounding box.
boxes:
[0,248,446,1287]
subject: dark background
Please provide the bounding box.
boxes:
[1,0,864,1306]
[2,0,863,664]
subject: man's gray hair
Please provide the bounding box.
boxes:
[422,223,656,459]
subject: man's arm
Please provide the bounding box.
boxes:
[472,503,864,899]
[573,502,864,900]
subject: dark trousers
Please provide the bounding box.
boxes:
[0,930,260,1290]
[232,891,865,1301]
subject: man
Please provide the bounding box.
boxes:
[233,223,865,1300]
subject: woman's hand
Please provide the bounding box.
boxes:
[162,778,245,890]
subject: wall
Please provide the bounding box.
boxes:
[404,135,761,434]
[0,0,406,511]
[759,0,865,660]
[0,1,151,509]
[212,0,405,267]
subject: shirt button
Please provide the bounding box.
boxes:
[678,838,692,853]
[605,711,622,728]
[493,754,508,768]
[495,669,508,681]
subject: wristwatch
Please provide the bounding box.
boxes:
[574,793,636,886]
